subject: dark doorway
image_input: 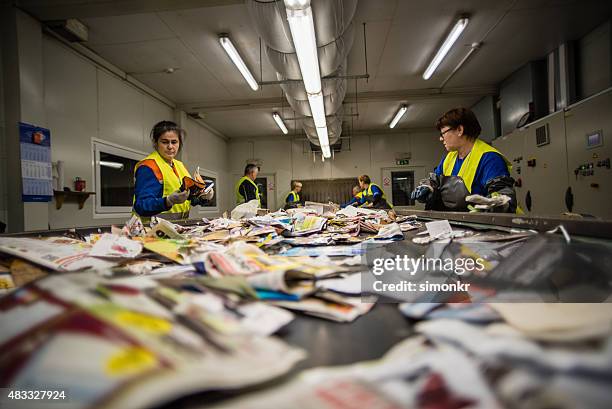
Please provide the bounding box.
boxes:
[254,177,268,208]
[391,171,415,206]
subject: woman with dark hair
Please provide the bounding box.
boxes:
[411,107,519,213]
[133,120,214,220]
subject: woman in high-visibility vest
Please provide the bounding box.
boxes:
[411,107,519,213]
[133,121,214,220]
[358,175,392,209]
[284,180,303,209]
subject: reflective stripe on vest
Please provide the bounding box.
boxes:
[442,139,512,194]
[235,176,261,206]
[133,150,191,217]
[365,183,392,208]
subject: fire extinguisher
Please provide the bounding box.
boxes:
[74,177,86,192]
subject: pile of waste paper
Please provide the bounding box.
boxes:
[1,200,611,409]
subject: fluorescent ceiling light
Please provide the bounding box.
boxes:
[422,17,469,80]
[389,104,408,128]
[272,112,288,134]
[316,126,331,158]
[285,2,321,94]
[219,34,259,91]
[99,161,124,170]
[321,144,331,158]
[308,93,326,128]
[285,0,331,151]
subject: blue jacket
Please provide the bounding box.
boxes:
[134,163,205,217]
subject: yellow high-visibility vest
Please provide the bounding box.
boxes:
[133,150,191,217]
[442,139,523,214]
[235,176,261,206]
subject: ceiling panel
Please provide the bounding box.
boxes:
[351,97,481,131]
[81,13,175,45]
[202,106,297,138]
[22,0,612,138]
[446,0,612,87]
[157,6,281,101]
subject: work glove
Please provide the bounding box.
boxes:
[200,188,214,201]
[166,189,189,207]
[410,184,433,203]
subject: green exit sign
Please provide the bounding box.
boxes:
[396,159,410,166]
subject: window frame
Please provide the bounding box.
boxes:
[92,139,147,219]
[193,166,220,214]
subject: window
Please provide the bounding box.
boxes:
[93,140,146,217]
[194,167,219,213]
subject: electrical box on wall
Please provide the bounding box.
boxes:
[566,92,612,218]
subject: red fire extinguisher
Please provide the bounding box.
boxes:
[74,177,86,192]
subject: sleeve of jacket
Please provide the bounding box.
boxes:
[133,165,171,217]
[341,196,358,208]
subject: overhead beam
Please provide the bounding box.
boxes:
[179,85,498,113]
[16,0,243,20]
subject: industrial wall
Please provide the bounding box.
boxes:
[493,87,612,218]
[227,132,445,210]
[42,37,230,228]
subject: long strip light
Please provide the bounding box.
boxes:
[422,17,469,80]
[389,104,408,128]
[219,34,259,91]
[272,112,288,134]
[285,0,331,158]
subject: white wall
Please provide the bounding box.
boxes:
[228,132,445,209]
[42,36,229,228]
[181,117,230,216]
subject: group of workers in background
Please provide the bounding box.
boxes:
[132,106,518,220]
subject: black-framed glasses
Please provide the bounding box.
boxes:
[439,128,455,137]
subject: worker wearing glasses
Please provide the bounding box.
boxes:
[411,108,519,213]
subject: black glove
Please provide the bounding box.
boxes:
[484,176,518,213]
[410,185,433,203]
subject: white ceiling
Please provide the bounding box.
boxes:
[18,0,612,139]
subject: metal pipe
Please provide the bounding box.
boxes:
[258,73,369,86]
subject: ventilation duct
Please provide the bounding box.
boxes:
[247,0,357,53]
[247,0,358,152]
[266,23,354,79]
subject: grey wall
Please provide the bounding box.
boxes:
[228,132,445,210]
[578,20,611,98]
[471,96,498,143]
[499,61,548,136]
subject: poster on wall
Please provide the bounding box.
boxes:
[19,122,53,202]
